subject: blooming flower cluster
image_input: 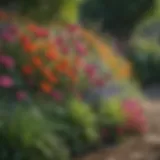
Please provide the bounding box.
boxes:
[122,98,147,133]
[0,9,147,139]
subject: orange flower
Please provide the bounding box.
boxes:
[116,67,131,80]
[40,81,52,93]
[46,48,59,60]
[55,59,70,73]
[22,65,33,75]
[24,43,37,53]
[61,59,70,67]
[20,35,37,53]
[41,68,58,83]
[108,56,118,69]
[48,74,58,83]
[20,35,30,44]
[56,64,65,73]
[117,61,132,79]
[65,68,77,82]
[32,57,42,67]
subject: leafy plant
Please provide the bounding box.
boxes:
[99,97,125,126]
[0,106,69,160]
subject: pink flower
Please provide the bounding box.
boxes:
[122,98,147,134]
[85,64,97,78]
[0,55,15,68]
[16,91,28,101]
[75,42,87,55]
[51,90,63,101]
[122,99,143,115]
[56,36,64,47]
[0,75,14,88]
[2,32,14,42]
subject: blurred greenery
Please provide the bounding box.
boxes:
[80,0,154,38]
[127,0,160,85]
[0,105,70,160]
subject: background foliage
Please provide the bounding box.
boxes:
[127,0,160,85]
[80,0,154,39]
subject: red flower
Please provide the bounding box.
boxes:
[28,25,49,37]
[22,65,33,75]
[20,35,30,44]
[35,28,49,37]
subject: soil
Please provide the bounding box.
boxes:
[77,85,160,160]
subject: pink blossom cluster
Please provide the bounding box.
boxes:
[122,98,147,134]
[0,55,15,68]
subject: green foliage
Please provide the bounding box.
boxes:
[0,0,86,22]
[99,97,125,126]
[128,0,160,85]
[0,106,69,160]
[80,0,154,37]
[127,48,160,85]
[68,98,98,142]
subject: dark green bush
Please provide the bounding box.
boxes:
[127,48,160,86]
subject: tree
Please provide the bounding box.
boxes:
[80,0,154,39]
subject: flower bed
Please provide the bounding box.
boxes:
[0,10,147,160]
